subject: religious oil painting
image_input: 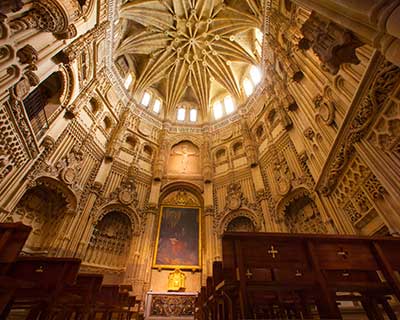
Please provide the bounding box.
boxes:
[154,206,200,269]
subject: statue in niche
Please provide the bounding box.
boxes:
[167,141,200,175]
[168,269,186,291]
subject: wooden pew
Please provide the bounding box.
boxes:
[1,256,81,319]
[0,222,32,314]
[93,284,135,320]
[49,273,104,319]
[214,232,400,320]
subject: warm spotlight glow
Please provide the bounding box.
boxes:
[153,99,161,113]
[250,65,262,85]
[224,96,235,114]
[213,101,223,119]
[243,78,254,96]
[177,107,186,121]
[141,92,151,106]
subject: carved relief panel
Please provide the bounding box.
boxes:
[167,141,201,176]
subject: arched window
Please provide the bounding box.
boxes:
[224,96,235,114]
[243,78,254,97]
[141,91,151,107]
[189,108,198,122]
[124,74,133,89]
[250,65,262,85]
[177,107,186,121]
[153,99,161,113]
[213,101,223,119]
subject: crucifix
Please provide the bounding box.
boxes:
[337,247,348,259]
[268,245,279,258]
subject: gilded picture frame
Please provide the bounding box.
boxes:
[153,205,201,270]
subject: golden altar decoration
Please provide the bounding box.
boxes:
[167,269,186,291]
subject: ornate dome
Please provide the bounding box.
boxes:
[115,0,263,123]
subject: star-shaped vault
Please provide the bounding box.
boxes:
[116,0,262,121]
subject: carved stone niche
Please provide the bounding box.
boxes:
[299,12,363,75]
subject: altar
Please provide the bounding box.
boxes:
[144,291,197,319]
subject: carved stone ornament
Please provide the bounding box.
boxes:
[300,12,363,75]
[273,154,292,196]
[17,45,38,66]
[10,0,81,36]
[226,183,242,210]
[161,189,200,207]
[110,175,138,207]
[319,59,400,195]
[314,94,335,125]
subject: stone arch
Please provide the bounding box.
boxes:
[59,63,74,108]
[142,143,154,159]
[214,147,227,163]
[276,188,327,234]
[95,203,141,236]
[85,209,134,268]
[160,181,203,207]
[11,176,77,254]
[230,140,244,157]
[122,133,137,152]
[219,209,261,235]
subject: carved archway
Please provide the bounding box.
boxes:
[219,209,261,235]
[11,176,77,254]
[276,188,327,234]
[160,181,203,207]
[95,203,141,236]
[85,211,133,268]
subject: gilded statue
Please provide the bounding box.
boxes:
[167,269,186,292]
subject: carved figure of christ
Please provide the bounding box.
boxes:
[173,146,197,173]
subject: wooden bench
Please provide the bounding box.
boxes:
[1,256,81,319]
[49,273,104,319]
[210,232,400,320]
[0,222,32,314]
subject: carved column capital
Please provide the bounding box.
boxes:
[10,0,81,37]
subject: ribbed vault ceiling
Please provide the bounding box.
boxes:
[116,0,263,121]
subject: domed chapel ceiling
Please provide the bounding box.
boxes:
[115,0,264,122]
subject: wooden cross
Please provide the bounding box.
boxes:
[268,245,279,258]
[337,247,348,259]
[245,268,253,279]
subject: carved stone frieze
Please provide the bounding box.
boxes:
[319,59,400,195]
[314,94,335,126]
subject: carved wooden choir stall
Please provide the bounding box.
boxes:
[0,222,137,319]
[196,232,400,320]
